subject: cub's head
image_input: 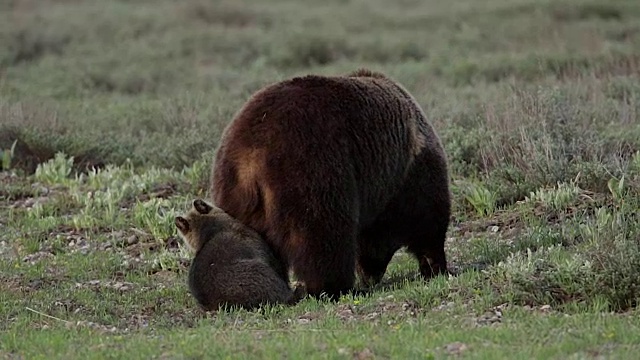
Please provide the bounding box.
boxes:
[175,199,227,253]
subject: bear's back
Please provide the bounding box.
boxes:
[224,73,427,154]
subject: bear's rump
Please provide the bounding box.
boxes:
[213,75,434,242]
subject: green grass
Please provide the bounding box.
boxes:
[2,0,640,358]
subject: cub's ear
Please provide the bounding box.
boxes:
[193,199,213,214]
[175,216,190,233]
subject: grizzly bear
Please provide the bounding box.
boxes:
[175,199,306,311]
[210,68,451,300]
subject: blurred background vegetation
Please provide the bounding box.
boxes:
[1,0,639,210]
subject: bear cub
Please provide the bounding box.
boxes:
[175,199,306,311]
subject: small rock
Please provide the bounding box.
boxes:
[337,307,355,321]
[476,309,502,326]
[23,198,36,208]
[112,281,134,291]
[364,312,379,321]
[402,301,419,316]
[445,342,468,355]
[435,301,456,311]
[22,251,53,264]
[298,311,319,321]
[354,348,374,360]
[494,303,509,310]
[126,235,138,246]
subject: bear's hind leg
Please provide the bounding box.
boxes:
[356,225,399,287]
[405,225,449,280]
[290,220,357,301]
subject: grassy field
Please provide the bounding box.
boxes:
[2,0,640,358]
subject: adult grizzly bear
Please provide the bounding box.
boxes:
[210,68,451,299]
[175,199,306,311]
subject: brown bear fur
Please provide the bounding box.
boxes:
[210,68,451,299]
[175,199,306,311]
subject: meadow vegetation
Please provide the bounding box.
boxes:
[1,0,640,358]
